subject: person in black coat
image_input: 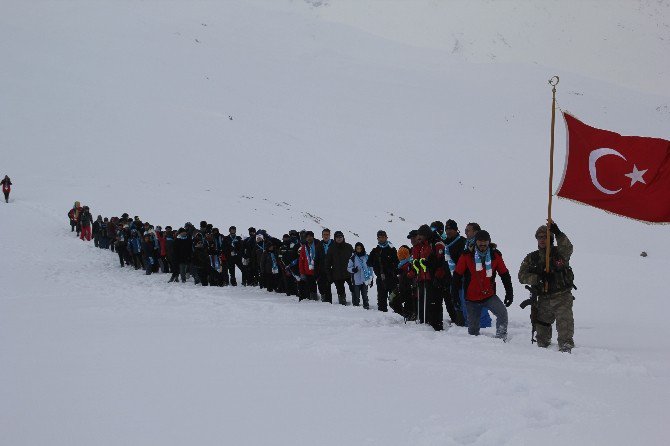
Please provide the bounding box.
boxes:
[326,231,353,305]
[222,226,245,286]
[173,228,192,283]
[1,175,11,203]
[367,230,398,312]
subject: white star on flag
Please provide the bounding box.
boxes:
[624,164,648,187]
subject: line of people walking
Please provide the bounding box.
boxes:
[67,202,577,352]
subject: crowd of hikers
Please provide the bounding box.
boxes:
[67,202,577,352]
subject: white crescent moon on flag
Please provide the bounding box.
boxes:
[589,148,627,195]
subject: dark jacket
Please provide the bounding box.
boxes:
[192,244,209,269]
[222,234,243,258]
[173,234,193,264]
[326,240,353,281]
[79,211,93,227]
[367,243,398,280]
[261,250,280,274]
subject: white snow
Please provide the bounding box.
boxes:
[1,1,669,445]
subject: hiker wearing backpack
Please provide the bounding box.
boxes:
[347,242,374,309]
[518,221,575,353]
[68,201,82,235]
[1,175,12,203]
[367,230,397,312]
[79,206,93,241]
[451,230,514,340]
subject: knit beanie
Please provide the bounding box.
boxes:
[397,245,411,261]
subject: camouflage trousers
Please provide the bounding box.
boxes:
[536,290,574,349]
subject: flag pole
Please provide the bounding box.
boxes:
[546,75,559,292]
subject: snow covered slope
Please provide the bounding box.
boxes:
[1,1,669,445]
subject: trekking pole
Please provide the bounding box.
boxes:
[419,259,428,325]
[412,259,421,324]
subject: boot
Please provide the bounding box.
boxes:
[338,294,347,305]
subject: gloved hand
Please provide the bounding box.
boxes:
[549,221,562,235]
[369,279,374,288]
[504,293,514,307]
[539,270,554,284]
[352,267,359,273]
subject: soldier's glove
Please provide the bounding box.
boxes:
[539,270,554,284]
[549,221,562,236]
[504,293,514,307]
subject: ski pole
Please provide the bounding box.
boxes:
[419,259,428,325]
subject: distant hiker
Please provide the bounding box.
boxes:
[318,228,334,303]
[128,229,143,269]
[278,232,299,297]
[518,221,575,353]
[298,231,320,301]
[68,201,82,235]
[367,230,397,312]
[222,226,244,286]
[326,230,353,305]
[348,242,374,308]
[141,234,155,275]
[93,215,103,247]
[192,237,210,286]
[1,175,11,203]
[451,230,514,340]
[260,242,281,292]
[243,227,259,286]
[79,206,93,241]
[172,228,192,283]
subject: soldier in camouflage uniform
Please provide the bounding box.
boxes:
[518,221,575,352]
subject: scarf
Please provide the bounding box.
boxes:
[445,235,462,273]
[306,242,316,268]
[398,258,411,269]
[322,239,332,255]
[377,241,389,249]
[270,252,278,273]
[474,248,493,277]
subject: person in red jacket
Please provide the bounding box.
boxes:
[1,175,11,203]
[298,230,320,301]
[408,224,446,331]
[451,230,514,340]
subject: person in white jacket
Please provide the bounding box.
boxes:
[347,242,375,309]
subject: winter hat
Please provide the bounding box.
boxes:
[334,230,344,238]
[249,227,256,233]
[397,245,411,261]
[377,230,387,237]
[535,225,555,243]
[418,224,433,239]
[256,234,264,241]
[406,229,418,239]
[474,230,491,242]
[445,219,458,231]
[430,221,444,233]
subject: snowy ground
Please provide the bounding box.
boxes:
[1,1,669,445]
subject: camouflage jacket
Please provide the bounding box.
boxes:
[518,232,574,295]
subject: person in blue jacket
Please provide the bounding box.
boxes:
[128,229,143,270]
[347,242,375,309]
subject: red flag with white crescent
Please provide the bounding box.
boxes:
[557,113,670,223]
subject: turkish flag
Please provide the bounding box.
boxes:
[557,113,670,223]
